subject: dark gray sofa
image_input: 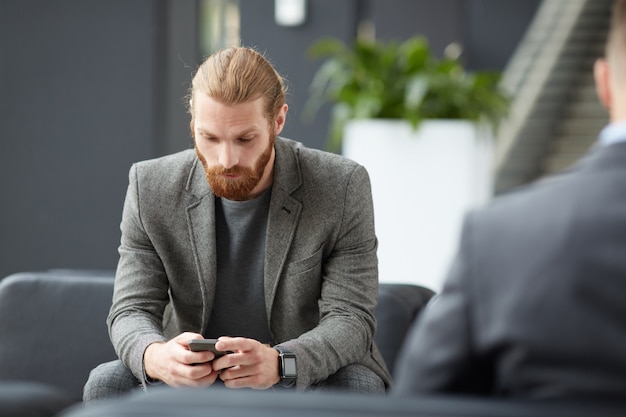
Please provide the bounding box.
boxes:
[60,385,626,417]
[0,269,435,416]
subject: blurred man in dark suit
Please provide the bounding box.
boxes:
[393,0,626,402]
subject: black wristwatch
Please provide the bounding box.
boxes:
[274,346,297,387]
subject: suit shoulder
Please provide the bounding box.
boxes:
[279,137,361,176]
[130,149,197,192]
[133,149,196,171]
[467,168,587,237]
[484,169,577,214]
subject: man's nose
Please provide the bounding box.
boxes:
[218,143,239,169]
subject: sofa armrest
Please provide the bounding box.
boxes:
[375,283,435,374]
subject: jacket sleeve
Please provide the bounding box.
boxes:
[277,164,384,387]
[107,163,169,383]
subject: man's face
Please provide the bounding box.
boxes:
[193,94,286,201]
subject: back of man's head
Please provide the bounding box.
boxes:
[596,0,626,121]
[608,0,626,77]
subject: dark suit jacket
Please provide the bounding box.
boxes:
[107,137,391,389]
[393,141,626,401]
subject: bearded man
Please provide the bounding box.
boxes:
[83,46,390,402]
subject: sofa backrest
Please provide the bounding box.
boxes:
[0,270,117,402]
[58,384,626,417]
[0,270,433,401]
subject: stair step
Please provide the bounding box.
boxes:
[566,103,607,118]
[572,85,601,99]
[543,157,583,174]
[558,119,608,135]
[551,137,597,153]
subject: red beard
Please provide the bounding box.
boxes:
[196,138,273,201]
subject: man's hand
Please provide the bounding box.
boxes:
[143,332,220,387]
[212,337,281,389]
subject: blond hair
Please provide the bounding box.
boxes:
[188,47,287,135]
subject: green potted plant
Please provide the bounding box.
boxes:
[303,35,510,292]
[304,35,509,152]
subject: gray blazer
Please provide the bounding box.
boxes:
[393,141,626,401]
[107,137,391,389]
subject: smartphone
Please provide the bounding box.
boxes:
[188,339,230,358]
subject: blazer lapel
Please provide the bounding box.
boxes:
[264,138,303,314]
[181,140,305,328]
[185,158,217,332]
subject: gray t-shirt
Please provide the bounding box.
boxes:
[204,188,273,344]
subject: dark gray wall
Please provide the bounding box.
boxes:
[372,0,542,70]
[372,0,466,60]
[465,0,543,70]
[0,0,199,278]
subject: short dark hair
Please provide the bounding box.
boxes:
[607,0,626,61]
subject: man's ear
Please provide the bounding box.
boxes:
[274,104,288,135]
[594,58,612,111]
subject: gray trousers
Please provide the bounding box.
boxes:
[83,359,385,403]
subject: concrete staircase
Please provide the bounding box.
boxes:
[543,20,609,173]
[494,0,611,194]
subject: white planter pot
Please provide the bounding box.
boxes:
[343,119,494,293]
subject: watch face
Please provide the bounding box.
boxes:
[283,357,297,377]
